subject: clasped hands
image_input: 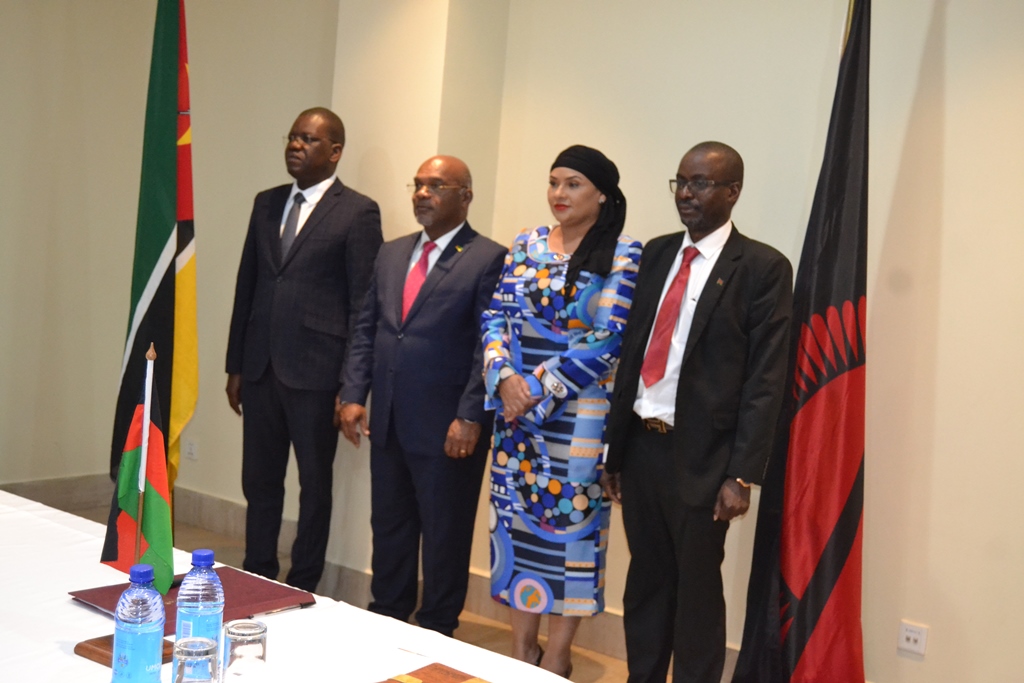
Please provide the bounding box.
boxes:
[498,371,542,422]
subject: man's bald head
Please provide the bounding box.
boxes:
[424,155,473,189]
[412,155,474,238]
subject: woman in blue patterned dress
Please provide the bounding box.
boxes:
[482,145,642,676]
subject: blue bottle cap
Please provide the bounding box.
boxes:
[129,564,154,583]
[191,549,215,567]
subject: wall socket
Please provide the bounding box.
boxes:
[183,438,199,462]
[898,619,928,656]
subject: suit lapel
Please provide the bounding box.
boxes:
[681,227,744,366]
[630,232,685,352]
[263,188,289,272]
[281,178,343,270]
[402,223,476,327]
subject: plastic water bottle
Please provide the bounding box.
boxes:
[174,549,225,680]
[111,563,166,683]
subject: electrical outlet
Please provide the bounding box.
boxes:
[183,438,199,462]
[898,620,928,656]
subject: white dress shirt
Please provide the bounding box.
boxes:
[407,222,465,276]
[633,221,733,425]
[280,175,336,238]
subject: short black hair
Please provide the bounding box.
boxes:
[688,141,743,186]
[299,107,345,148]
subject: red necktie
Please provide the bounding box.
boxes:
[641,246,701,387]
[402,241,437,321]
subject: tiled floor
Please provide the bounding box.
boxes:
[56,497,737,683]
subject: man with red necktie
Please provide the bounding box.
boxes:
[338,156,505,636]
[603,142,793,683]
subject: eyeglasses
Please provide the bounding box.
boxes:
[407,181,466,195]
[669,177,737,194]
[283,133,334,147]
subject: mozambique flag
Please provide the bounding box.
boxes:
[101,366,175,594]
[109,0,197,492]
[733,1,869,681]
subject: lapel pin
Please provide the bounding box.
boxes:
[455,245,464,253]
[716,278,724,286]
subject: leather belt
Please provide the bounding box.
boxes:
[641,417,673,434]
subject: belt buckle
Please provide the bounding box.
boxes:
[644,417,669,434]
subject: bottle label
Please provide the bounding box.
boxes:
[177,611,223,643]
[112,626,163,682]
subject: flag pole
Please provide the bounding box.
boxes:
[135,342,157,564]
[842,0,856,51]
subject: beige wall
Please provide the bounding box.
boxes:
[174,0,341,535]
[0,1,153,483]
[4,1,1024,680]
[865,2,1024,681]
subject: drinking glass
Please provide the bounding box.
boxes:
[222,620,267,678]
[173,637,218,683]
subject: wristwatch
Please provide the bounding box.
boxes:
[497,366,517,385]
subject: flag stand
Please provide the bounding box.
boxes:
[101,339,175,594]
[134,342,157,565]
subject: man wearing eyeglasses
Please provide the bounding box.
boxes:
[226,107,383,592]
[603,142,793,682]
[338,155,505,636]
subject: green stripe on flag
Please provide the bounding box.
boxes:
[116,446,174,593]
[138,485,175,593]
[116,447,144,511]
[127,0,180,331]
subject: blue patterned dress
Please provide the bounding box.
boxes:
[482,226,641,616]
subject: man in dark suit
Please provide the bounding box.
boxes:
[338,155,505,636]
[225,107,383,592]
[603,142,793,683]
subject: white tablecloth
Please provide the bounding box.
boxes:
[0,490,562,682]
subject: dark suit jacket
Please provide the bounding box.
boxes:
[341,223,506,457]
[226,178,383,391]
[605,226,793,507]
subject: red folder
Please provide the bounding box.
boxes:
[69,565,315,637]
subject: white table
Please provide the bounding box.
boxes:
[0,490,563,682]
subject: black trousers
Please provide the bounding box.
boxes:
[240,366,339,592]
[367,418,488,636]
[620,416,730,683]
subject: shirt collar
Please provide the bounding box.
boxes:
[290,176,336,206]
[682,220,732,257]
[417,221,466,253]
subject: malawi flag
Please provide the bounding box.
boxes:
[109,0,197,493]
[733,1,869,681]
[101,365,175,595]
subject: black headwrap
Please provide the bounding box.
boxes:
[550,145,627,288]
